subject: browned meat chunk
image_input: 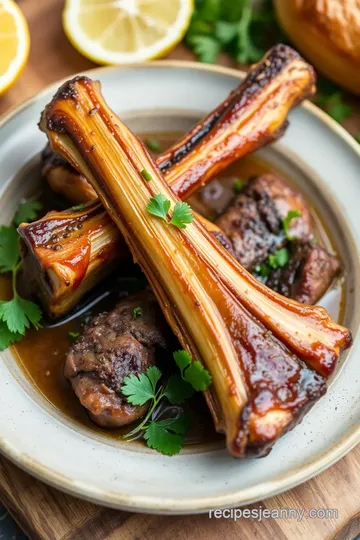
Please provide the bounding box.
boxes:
[64,291,169,428]
[265,242,340,304]
[215,174,312,271]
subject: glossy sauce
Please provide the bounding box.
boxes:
[3,132,345,446]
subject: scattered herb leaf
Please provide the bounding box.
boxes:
[268,247,289,269]
[121,369,158,406]
[71,203,87,212]
[173,349,212,392]
[141,168,153,182]
[132,306,143,320]
[254,263,271,278]
[147,194,171,221]
[169,202,194,229]
[14,200,43,227]
[0,226,19,273]
[233,178,244,194]
[144,416,190,456]
[164,374,194,405]
[282,209,301,241]
[145,138,161,152]
[68,331,80,342]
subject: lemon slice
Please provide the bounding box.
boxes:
[0,0,30,95]
[63,0,193,65]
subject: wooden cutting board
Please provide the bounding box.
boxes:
[1,1,360,539]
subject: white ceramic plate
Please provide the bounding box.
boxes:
[0,62,359,514]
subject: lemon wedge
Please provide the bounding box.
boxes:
[63,0,193,65]
[0,0,30,95]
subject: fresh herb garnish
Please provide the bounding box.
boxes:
[141,168,153,182]
[173,350,212,391]
[121,351,212,455]
[169,202,194,229]
[282,209,301,241]
[0,203,43,350]
[254,263,271,278]
[145,138,161,152]
[71,203,87,212]
[233,178,244,194]
[268,247,289,269]
[68,331,80,342]
[147,196,194,230]
[121,366,193,455]
[186,0,282,64]
[147,194,171,221]
[132,306,143,320]
[14,200,43,226]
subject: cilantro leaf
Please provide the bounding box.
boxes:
[187,35,220,63]
[268,247,289,269]
[121,370,156,406]
[215,20,238,44]
[144,416,190,456]
[173,350,212,392]
[169,202,194,229]
[68,331,80,342]
[147,194,171,221]
[14,200,43,227]
[283,209,301,241]
[0,297,42,335]
[164,374,194,405]
[141,168,152,182]
[145,138,161,152]
[0,226,19,273]
[0,321,22,351]
[132,306,143,319]
[326,93,352,123]
[233,178,244,194]
[146,365,162,393]
[236,0,263,63]
[254,263,271,278]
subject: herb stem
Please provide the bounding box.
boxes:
[12,261,22,297]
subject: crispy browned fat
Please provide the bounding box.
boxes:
[21,44,316,319]
[39,74,351,457]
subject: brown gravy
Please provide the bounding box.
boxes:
[1,132,345,446]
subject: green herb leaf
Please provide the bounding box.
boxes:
[0,297,42,335]
[121,368,157,406]
[132,306,143,320]
[236,0,263,63]
[169,202,194,229]
[164,374,194,405]
[71,203,87,212]
[215,20,238,44]
[14,200,43,227]
[141,168,153,182]
[144,416,190,456]
[233,178,244,194]
[282,209,301,241]
[268,247,289,269]
[0,226,20,273]
[187,35,220,63]
[147,194,171,221]
[0,321,22,351]
[254,263,271,278]
[68,331,80,342]
[327,93,352,123]
[146,365,162,393]
[145,138,161,152]
[173,350,212,392]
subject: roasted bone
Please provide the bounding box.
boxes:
[40,76,351,457]
[21,44,316,318]
[41,44,316,204]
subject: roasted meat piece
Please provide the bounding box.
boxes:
[215,174,312,271]
[265,242,341,304]
[64,292,169,428]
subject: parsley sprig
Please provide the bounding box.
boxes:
[147,194,194,230]
[121,351,212,455]
[0,200,43,350]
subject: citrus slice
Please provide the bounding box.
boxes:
[63,0,193,65]
[0,0,30,95]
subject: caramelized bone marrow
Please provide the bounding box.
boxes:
[40,76,351,457]
[21,44,317,319]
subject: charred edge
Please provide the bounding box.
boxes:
[158,44,305,173]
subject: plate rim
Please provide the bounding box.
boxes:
[1,60,360,514]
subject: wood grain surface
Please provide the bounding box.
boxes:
[0,1,359,539]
